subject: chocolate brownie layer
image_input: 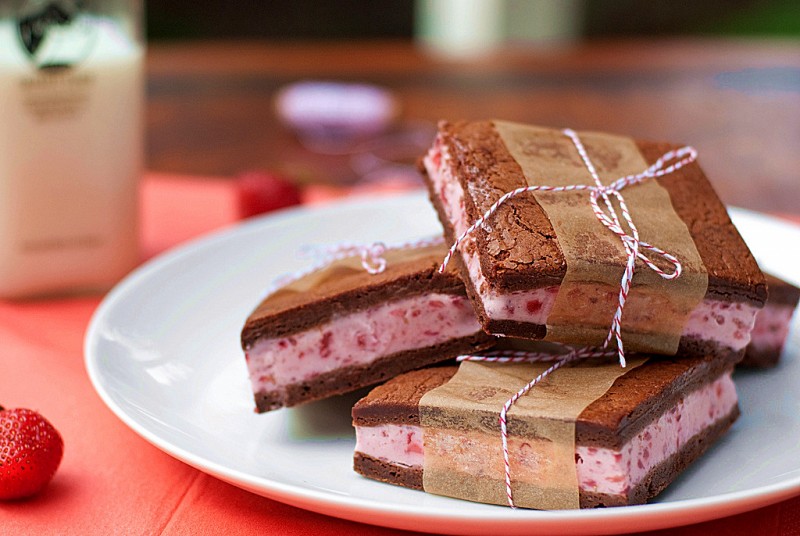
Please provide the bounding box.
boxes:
[762,273,800,306]
[741,350,775,368]
[422,120,766,305]
[354,452,423,490]
[741,347,783,368]
[352,366,456,427]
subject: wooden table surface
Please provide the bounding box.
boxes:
[145,38,800,214]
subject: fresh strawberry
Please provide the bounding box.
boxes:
[0,405,64,500]
[236,171,302,219]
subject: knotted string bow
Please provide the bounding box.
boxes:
[262,236,445,300]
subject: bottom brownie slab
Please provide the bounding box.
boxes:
[355,404,737,508]
[353,355,740,508]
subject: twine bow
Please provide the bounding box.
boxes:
[262,236,445,300]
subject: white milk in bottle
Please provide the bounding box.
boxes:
[0,1,143,298]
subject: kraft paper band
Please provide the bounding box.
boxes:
[266,244,447,301]
[493,121,708,355]
[419,358,646,510]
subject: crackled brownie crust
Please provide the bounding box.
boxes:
[422,120,767,305]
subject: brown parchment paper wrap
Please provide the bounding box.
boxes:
[419,358,645,509]
[266,244,446,301]
[493,121,708,355]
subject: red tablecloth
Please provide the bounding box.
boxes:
[1,173,797,535]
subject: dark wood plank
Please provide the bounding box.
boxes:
[146,39,800,214]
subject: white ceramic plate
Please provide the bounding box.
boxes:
[85,192,800,536]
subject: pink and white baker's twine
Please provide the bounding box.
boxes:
[458,346,617,508]
[449,128,697,508]
[261,235,445,299]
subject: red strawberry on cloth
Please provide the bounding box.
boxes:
[0,406,64,500]
[236,171,302,219]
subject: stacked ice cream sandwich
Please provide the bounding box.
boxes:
[241,243,495,411]
[241,120,777,509]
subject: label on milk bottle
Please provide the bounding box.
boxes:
[16,0,97,70]
[10,1,107,120]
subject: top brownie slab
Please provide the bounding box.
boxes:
[241,243,474,348]
[427,120,766,305]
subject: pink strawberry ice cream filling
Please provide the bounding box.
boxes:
[424,141,759,351]
[245,293,483,393]
[354,372,737,497]
[748,303,796,352]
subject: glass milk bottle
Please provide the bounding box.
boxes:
[0,0,143,298]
